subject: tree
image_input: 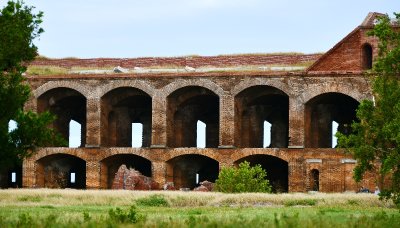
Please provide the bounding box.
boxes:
[214,161,272,193]
[337,13,400,207]
[0,1,65,175]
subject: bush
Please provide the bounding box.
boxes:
[136,194,170,207]
[108,206,144,224]
[214,161,272,193]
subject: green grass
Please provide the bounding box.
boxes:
[0,189,398,227]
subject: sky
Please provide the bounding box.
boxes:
[11,0,400,58]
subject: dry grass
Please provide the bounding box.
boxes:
[26,62,314,76]
[0,189,393,208]
[26,65,69,75]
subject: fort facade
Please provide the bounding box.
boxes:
[2,13,384,192]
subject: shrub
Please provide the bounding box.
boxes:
[214,161,272,193]
[136,194,169,207]
[108,206,144,224]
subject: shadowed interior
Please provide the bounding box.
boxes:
[36,154,86,189]
[166,154,219,189]
[235,155,288,192]
[167,86,219,148]
[101,87,152,147]
[37,88,86,147]
[235,86,289,148]
[305,92,359,148]
[100,154,152,189]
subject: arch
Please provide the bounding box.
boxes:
[234,85,289,148]
[33,81,90,99]
[100,154,152,189]
[36,153,86,189]
[232,78,292,98]
[37,87,87,147]
[99,80,156,98]
[305,92,359,148]
[164,148,221,162]
[361,43,373,70]
[100,87,152,147]
[303,86,370,104]
[231,149,290,163]
[166,154,219,189]
[235,154,289,193]
[33,149,88,162]
[167,86,219,148]
[162,79,224,98]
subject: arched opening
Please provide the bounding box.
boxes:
[101,87,152,147]
[309,169,320,191]
[197,120,206,148]
[166,154,219,189]
[100,154,152,189]
[235,155,288,192]
[37,88,87,147]
[305,93,359,148]
[36,154,86,189]
[235,86,289,148]
[167,86,219,148]
[0,166,22,188]
[362,43,373,70]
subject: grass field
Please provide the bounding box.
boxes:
[0,189,399,227]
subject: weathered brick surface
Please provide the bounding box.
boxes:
[31,54,321,69]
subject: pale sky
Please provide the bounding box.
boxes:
[12,0,400,58]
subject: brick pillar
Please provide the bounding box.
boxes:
[288,96,304,148]
[86,98,101,147]
[151,94,167,147]
[288,159,306,192]
[86,160,100,189]
[22,157,36,188]
[152,161,166,186]
[219,94,235,148]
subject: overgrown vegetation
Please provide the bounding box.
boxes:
[214,161,272,193]
[337,13,400,208]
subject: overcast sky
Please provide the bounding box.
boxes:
[14,1,400,58]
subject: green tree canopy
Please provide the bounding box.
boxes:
[337,13,400,207]
[0,1,65,173]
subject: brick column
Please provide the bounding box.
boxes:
[151,94,167,147]
[288,96,305,148]
[86,160,100,189]
[86,98,101,147]
[219,94,235,148]
[152,161,166,186]
[22,157,36,188]
[288,159,306,192]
